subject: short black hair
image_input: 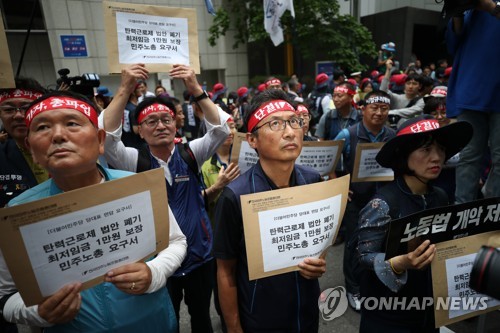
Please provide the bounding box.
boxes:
[392,134,437,176]
[423,96,446,114]
[0,77,46,95]
[405,73,421,83]
[134,96,177,122]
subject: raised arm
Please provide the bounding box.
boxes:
[169,65,220,126]
[104,64,149,132]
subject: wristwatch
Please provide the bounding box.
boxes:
[193,90,209,102]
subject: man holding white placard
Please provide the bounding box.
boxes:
[0,90,187,332]
[334,90,395,311]
[214,89,326,333]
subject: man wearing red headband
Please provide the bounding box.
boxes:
[265,78,282,90]
[1,90,187,332]
[315,81,362,176]
[214,89,326,333]
[102,63,230,332]
[0,78,47,208]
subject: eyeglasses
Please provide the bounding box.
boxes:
[0,104,31,115]
[140,117,173,128]
[252,117,304,132]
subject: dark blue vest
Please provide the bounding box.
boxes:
[227,163,322,332]
[144,147,212,276]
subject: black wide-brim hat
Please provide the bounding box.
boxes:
[376,115,473,169]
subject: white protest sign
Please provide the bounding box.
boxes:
[259,196,341,272]
[103,1,200,73]
[445,253,500,319]
[20,191,155,297]
[352,143,394,182]
[116,12,189,65]
[242,175,350,280]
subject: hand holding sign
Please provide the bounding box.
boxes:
[391,239,436,273]
[298,257,327,279]
[169,64,201,96]
[105,261,152,295]
[38,282,82,324]
[120,63,149,93]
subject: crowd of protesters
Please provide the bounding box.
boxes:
[0,1,499,332]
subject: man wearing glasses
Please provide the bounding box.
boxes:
[0,78,47,208]
[101,63,230,333]
[333,90,396,312]
[214,89,327,333]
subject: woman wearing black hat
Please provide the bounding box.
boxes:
[357,115,473,332]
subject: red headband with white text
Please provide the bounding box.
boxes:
[334,85,356,96]
[296,104,309,114]
[247,100,295,132]
[398,119,440,136]
[137,103,175,124]
[25,96,98,128]
[265,79,282,88]
[0,89,43,104]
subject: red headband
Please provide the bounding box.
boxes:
[296,104,309,114]
[247,100,295,132]
[265,79,282,88]
[334,85,356,96]
[25,96,98,128]
[0,89,43,104]
[430,88,447,97]
[398,119,440,136]
[137,103,175,124]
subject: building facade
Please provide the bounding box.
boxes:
[2,0,445,95]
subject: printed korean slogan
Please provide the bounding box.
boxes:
[431,231,500,327]
[385,197,500,259]
[0,169,169,306]
[103,1,200,73]
[231,133,343,176]
[241,175,350,280]
[351,142,394,182]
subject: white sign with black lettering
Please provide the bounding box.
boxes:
[259,196,341,272]
[20,191,156,296]
[116,11,189,65]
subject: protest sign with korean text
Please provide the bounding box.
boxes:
[230,133,343,176]
[0,12,15,88]
[103,1,200,73]
[431,231,500,327]
[351,142,394,182]
[385,197,500,259]
[0,169,169,306]
[241,175,350,280]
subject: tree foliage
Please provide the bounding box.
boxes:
[208,0,377,72]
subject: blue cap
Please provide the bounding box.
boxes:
[96,86,113,97]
